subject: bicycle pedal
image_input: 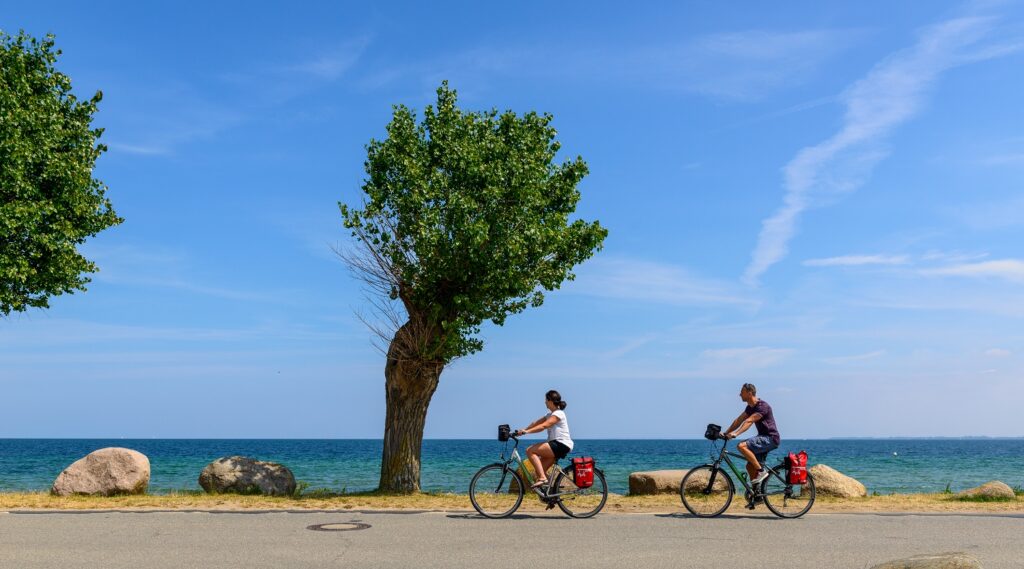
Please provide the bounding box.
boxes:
[545,502,556,510]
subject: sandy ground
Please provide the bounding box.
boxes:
[2,491,1022,513]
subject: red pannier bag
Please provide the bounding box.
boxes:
[572,457,595,488]
[787,451,808,485]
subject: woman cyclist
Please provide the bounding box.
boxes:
[514,390,573,489]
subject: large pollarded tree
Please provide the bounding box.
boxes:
[0,32,121,315]
[340,82,608,493]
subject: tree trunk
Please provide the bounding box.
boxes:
[378,343,443,493]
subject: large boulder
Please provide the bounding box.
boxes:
[870,552,983,569]
[51,447,150,496]
[628,469,730,495]
[956,480,1015,500]
[198,456,296,496]
[809,464,867,498]
[629,470,688,495]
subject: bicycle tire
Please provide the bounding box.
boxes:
[763,470,815,519]
[469,463,524,518]
[554,467,608,518]
[680,465,735,518]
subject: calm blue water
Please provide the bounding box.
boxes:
[1,439,1022,495]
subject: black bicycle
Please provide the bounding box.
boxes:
[468,426,608,519]
[680,424,815,519]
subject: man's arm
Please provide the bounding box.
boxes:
[727,413,762,439]
[725,411,748,435]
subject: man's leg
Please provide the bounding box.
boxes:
[737,440,761,479]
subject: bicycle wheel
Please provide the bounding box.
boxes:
[763,470,815,519]
[554,467,608,518]
[469,463,524,518]
[680,465,734,518]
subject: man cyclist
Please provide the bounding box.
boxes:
[723,383,780,489]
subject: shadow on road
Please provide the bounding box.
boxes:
[446,513,575,521]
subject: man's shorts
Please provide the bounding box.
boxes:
[743,435,779,462]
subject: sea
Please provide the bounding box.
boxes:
[1,439,1022,495]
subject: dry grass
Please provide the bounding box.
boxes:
[2,491,1021,514]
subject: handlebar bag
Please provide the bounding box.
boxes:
[704,424,722,440]
[498,424,511,442]
[786,451,808,484]
[572,457,595,488]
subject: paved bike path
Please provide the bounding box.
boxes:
[1,510,1022,568]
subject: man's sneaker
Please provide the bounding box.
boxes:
[752,469,769,485]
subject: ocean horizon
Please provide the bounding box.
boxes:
[3,438,1022,496]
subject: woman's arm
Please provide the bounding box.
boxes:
[518,415,558,435]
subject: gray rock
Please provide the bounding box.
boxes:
[629,470,689,495]
[51,447,150,496]
[809,464,867,498]
[870,552,983,569]
[956,480,1015,500]
[198,456,296,496]
[628,469,730,495]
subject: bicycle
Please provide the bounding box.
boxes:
[468,427,608,519]
[679,424,816,519]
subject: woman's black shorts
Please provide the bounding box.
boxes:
[548,440,571,460]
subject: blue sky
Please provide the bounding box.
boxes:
[3,1,1023,439]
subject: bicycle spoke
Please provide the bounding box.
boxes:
[556,468,608,518]
[762,470,815,519]
[469,464,523,518]
[680,466,734,518]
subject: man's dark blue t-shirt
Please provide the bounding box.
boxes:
[745,399,780,444]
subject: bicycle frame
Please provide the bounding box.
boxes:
[706,438,787,498]
[497,436,578,500]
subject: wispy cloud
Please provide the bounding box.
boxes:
[823,349,886,364]
[920,259,1024,283]
[979,152,1024,166]
[569,257,760,308]
[700,346,795,369]
[360,29,862,102]
[744,15,1020,285]
[804,254,910,267]
[287,37,371,80]
[985,348,1011,357]
[105,142,170,156]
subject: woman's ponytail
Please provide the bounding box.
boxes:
[546,389,567,411]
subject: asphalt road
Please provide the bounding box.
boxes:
[1,510,1022,569]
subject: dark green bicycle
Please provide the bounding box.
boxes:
[680,423,816,519]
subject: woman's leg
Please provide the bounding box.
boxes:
[527,442,556,485]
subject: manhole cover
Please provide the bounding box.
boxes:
[307,522,372,532]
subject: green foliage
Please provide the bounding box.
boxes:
[1013,485,1023,497]
[341,82,607,361]
[942,482,952,494]
[0,31,122,315]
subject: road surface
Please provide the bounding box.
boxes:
[1,510,1022,568]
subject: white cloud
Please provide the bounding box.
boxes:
[985,348,1011,357]
[804,254,910,267]
[360,29,863,101]
[289,37,371,80]
[979,152,1024,166]
[700,346,794,368]
[823,350,886,364]
[921,250,990,263]
[744,15,1018,285]
[569,257,760,308]
[920,259,1024,283]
